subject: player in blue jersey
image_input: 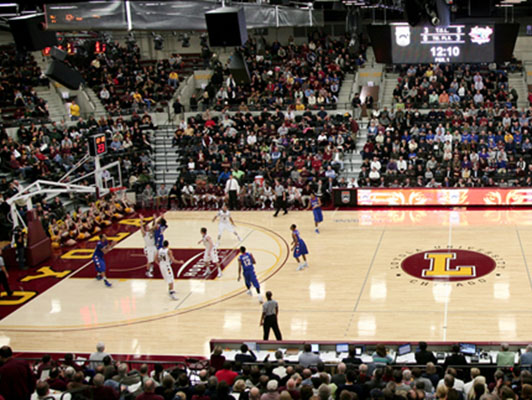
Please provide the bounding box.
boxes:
[290,224,308,271]
[93,234,112,287]
[154,215,168,250]
[307,193,323,233]
[237,246,263,303]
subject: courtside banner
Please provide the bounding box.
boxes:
[357,188,532,206]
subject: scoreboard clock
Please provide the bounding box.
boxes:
[89,133,107,157]
[368,23,519,64]
[391,23,494,64]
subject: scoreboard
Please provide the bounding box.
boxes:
[368,23,519,64]
[391,23,494,64]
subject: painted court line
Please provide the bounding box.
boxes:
[343,229,385,337]
[516,227,532,291]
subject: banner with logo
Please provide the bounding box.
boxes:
[357,188,532,206]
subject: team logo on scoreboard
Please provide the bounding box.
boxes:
[469,26,493,45]
[395,25,411,47]
[391,247,503,287]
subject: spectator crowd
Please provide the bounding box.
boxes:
[0,45,49,126]
[5,342,532,400]
[357,63,532,188]
[197,32,366,113]
[160,107,358,210]
[389,64,520,110]
[69,41,185,115]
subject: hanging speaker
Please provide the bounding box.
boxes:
[205,7,248,47]
[8,13,57,52]
[46,60,84,90]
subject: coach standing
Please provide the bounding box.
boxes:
[260,291,282,340]
[225,174,240,210]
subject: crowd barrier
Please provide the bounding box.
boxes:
[333,188,532,207]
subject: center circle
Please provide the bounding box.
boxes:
[401,249,496,282]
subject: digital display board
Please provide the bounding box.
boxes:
[391,23,494,64]
[89,133,107,157]
[357,188,532,206]
[44,1,127,31]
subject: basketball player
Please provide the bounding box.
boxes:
[237,246,263,303]
[154,215,168,250]
[212,204,242,247]
[140,214,157,278]
[307,193,323,233]
[260,183,275,209]
[290,224,308,271]
[198,227,222,278]
[93,234,112,287]
[156,240,179,300]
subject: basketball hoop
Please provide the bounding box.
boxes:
[109,186,127,198]
[109,186,127,193]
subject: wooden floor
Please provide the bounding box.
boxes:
[2,209,532,356]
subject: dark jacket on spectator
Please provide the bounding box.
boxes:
[0,357,36,400]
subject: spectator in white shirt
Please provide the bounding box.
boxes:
[397,156,407,173]
[99,87,110,103]
[370,157,382,172]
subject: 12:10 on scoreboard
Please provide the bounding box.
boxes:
[391,24,495,64]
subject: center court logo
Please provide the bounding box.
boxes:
[400,249,496,282]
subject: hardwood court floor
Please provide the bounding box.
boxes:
[1,209,532,356]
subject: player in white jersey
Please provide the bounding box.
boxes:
[140,214,157,277]
[212,204,242,247]
[157,240,179,300]
[260,184,275,209]
[198,227,222,278]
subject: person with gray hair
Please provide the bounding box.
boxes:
[89,342,112,370]
[332,363,347,387]
[521,345,532,369]
[318,383,332,400]
[261,380,280,400]
[112,363,142,398]
[64,366,76,381]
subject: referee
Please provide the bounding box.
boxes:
[273,179,287,217]
[260,291,282,340]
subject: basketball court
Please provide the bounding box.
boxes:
[1,209,532,356]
